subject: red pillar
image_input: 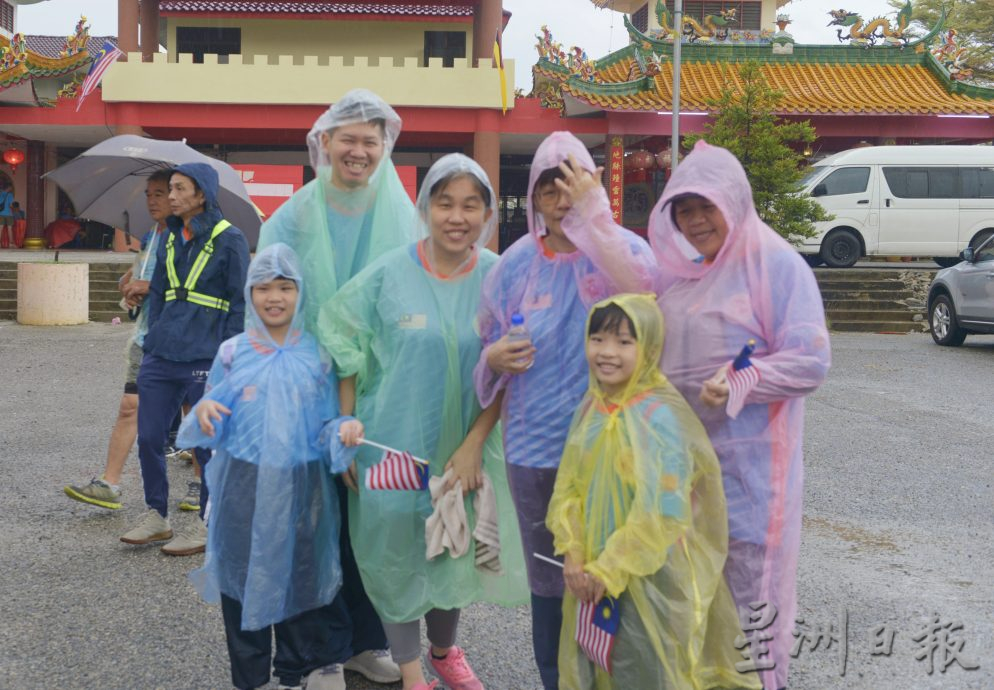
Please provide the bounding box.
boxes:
[116,0,143,136]
[472,0,503,252]
[21,141,46,250]
[139,0,159,62]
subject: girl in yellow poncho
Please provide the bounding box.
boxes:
[547,294,762,690]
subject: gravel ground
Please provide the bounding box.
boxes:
[0,321,991,689]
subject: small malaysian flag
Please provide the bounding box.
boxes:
[365,449,429,491]
[76,40,124,112]
[726,339,761,419]
[575,596,619,673]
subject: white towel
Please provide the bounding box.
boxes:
[425,469,502,573]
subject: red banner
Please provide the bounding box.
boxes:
[608,136,624,223]
[231,164,304,220]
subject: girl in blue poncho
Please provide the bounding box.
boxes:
[178,244,352,690]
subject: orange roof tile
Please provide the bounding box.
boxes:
[562,58,994,115]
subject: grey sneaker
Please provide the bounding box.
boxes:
[344,650,402,683]
[120,508,172,544]
[306,664,346,690]
[64,477,122,510]
[166,447,194,463]
[178,481,201,512]
[160,517,207,556]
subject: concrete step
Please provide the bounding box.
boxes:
[815,279,909,291]
[823,299,925,311]
[829,320,929,333]
[827,309,923,323]
[820,289,916,301]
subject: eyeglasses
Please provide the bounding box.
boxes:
[537,187,564,202]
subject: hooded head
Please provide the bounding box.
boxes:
[172,162,220,212]
[527,132,597,241]
[648,140,760,279]
[306,89,402,183]
[244,243,306,349]
[585,293,667,403]
[416,153,497,276]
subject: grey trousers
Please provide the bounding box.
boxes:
[381,608,461,665]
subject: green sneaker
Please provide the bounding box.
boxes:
[64,478,122,510]
[178,481,201,512]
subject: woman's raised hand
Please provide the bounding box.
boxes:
[554,153,605,208]
[486,335,536,375]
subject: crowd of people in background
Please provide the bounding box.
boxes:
[63,88,830,690]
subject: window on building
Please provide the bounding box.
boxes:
[960,167,994,198]
[175,27,241,64]
[883,167,960,199]
[664,1,762,32]
[424,31,466,67]
[817,167,870,196]
[632,4,649,33]
[0,2,14,34]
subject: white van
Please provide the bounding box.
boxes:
[799,146,994,268]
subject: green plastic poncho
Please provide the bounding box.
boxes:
[319,154,528,624]
[548,294,761,690]
[256,88,417,335]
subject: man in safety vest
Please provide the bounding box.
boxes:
[121,162,250,556]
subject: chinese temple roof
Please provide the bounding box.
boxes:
[158,1,475,17]
[25,35,116,59]
[0,21,95,105]
[533,14,994,118]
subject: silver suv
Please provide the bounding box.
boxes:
[928,234,994,346]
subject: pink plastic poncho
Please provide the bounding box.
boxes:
[648,141,831,690]
[473,132,656,596]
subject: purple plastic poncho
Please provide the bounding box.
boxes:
[473,132,656,596]
[648,141,831,690]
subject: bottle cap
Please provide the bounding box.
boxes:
[510,312,524,326]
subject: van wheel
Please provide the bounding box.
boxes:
[933,257,960,268]
[929,295,967,346]
[821,230,860,268]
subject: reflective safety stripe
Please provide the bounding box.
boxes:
[164,220,232,312]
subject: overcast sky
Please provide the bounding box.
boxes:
[20,0,897,91]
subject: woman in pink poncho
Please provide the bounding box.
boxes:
[647,141,831,690]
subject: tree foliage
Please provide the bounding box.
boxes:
[684,62,828,243]
[889,0,994,82]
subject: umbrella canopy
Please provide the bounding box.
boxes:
[44,135,262,248]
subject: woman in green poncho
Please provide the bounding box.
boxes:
[322,154,527,690]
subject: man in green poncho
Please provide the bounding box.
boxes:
[256,88,415,690]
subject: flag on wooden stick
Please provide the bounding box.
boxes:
[576,596,620,673]
[365,449,429,491]
[493,27,508,114]
[76,40,123,112]
[726,339,760,419]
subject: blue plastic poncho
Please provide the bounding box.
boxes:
[256,89,417,336]
[179,243,349,631]
[318,155,527,624]
[548,294,760,690]
[473,132,657,596]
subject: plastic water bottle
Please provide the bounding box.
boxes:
[507,312,533,368]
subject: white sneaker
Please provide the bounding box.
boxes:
[344,649,402,683]
[120,508,172,544]
[306,664,346,690]
[160,517,206,556]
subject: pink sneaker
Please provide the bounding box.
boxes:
[411,682,439,690]
[425,646,483,690]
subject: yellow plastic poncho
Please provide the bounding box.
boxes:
[547,294,761,690]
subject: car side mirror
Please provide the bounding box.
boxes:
[812,184,827,197]
[960,247,975,263]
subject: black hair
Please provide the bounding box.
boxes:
[429,172,492,207]
[534,166,566,191]
[328,117,386,140]
[668,192,708,227]
[148,168,174,186]
[170,170,203,196]
[588,302,637,339]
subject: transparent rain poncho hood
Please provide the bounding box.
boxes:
[648,141,831,689]
[473,132,657,596]
[547,294,760,690]
[179,243,348,631]
[417,153,498,278]
[257,88,416,336]
[318,183,527,621]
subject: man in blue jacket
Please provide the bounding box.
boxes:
[121,162,250,556]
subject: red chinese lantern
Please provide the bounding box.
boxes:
[623,149,656,173]
[3,147,24,173]
[655,149,672,169]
